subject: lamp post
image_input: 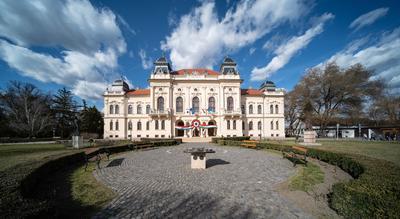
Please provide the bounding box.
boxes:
[336,123,339,140]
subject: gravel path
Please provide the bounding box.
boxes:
[94,143,311,219]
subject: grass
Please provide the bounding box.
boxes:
[265,139,400,166]
[289,163,324,192]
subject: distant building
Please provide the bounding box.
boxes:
[103,56,285,139]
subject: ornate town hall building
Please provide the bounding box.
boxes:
[103,57,285,139]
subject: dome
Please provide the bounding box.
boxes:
[260,80,276,91]
[112,79,129,91]
[223,57,235,63]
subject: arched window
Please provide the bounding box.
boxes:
[146,121,149,130]
[110,121,113,130]
[192,97,199,113]
[137,105,142,114]
[157,97,164,112]
[109,105,114,114]
[276,121,279,130]
[227,96,234,111]
[115,105,119,114]
[258,121,262,130]
[275,105,279,114]
[208,97,215,112]
[137,121,142,130]
[155,120,159,130]
[270,105,273,114]
[242,121,245,130]
[128,121,132,130]
[233,120,236,130]
[128,105,133,114]
[249,121,253,130]
[115,120,119,130]
[227,120,230,130]
[146,105,150,114]
[161,120,165,130]
[176,97,183,112]
[270,121,273,130]
[258,105,262,114]
[249,105,253,114]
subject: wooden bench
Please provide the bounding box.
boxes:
[282,146,308,166]
[84,148,111,171]
[241,140,259,149]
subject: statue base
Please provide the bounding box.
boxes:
[303,131,316,143]
[72,136,83,149]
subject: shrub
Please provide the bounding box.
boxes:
[211,136,250,143]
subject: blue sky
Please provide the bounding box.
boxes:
[0,0,399,109]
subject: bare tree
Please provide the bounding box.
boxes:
[0,81,52,138]
[284,91,302,137]
[293,62,383,136]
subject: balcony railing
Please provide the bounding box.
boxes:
[149,109,170,117]
[223,108,242,117]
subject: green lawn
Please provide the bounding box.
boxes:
[289,163,324,192]
[266,139,400,166]
[0,143,70,171]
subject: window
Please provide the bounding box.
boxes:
[109,135,113,138]
[161,135,165,138]
[227,120,230,130]
[241,105,245,114]
[137,121,142,130]
[227,96,234,111]
[192,97,199,113]
[115,135,118,138]
[258,121,262,130]
[157,97,164,112]
[155,135,159,137]
[161,120,165,130]
[210,88,214,92]
[109,105,114,114]
[276,121,279,130]
[249,105,253,114]
[270,105,273,114]
[137,135,141,137]
[176,97,183,112]
[110,121,113,130]
[137,105,142,114]
[128,121,132,130]
[128,105,133,114]
[178,88,181,91]
[155,120,159,130]
[242,121,245,130]
[233,120,236,130]
[208,97,215,112]
[249,121,253,130]
[270,121,273,130]
[115,105,119,114]
[258,105,262,114]
[146,105,150,114]
[146,121,149,130]
[115,120,119,130]
[275,105,279,114]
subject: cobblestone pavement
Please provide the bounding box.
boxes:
[94,143,311,219]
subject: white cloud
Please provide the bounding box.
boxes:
[249,47,256,55]
[349,7,389,31]
[0,0,127,100]
[162,0,310,69]
[117,14,136,36]
[138,49,152,70]
[251,13,334,81]
[318,27,400,94]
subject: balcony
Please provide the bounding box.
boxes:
[223,108,242,118]
[149,109,171,118]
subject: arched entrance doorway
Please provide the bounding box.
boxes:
[208,120,217,136]
[175,120,184,137]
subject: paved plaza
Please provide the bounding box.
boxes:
[94,143,311,218]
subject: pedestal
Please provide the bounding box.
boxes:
[303,131,316,143]
[72,135,83,149]
[191,154,206,169]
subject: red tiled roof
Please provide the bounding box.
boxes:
[241,89,264,96]
[126,89,150,95]
[171,68,220,76]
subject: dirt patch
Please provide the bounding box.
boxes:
[278,159,352,218]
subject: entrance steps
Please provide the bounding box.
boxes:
[181,137,212,143]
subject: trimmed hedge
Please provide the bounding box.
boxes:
[211,136,250,143]
[218,140,400,218]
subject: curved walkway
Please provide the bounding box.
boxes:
[94,143,311,218]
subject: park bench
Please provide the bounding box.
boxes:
[84,148,111,171]
[282,146,308,166]
[241,140,259,149]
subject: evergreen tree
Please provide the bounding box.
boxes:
[80,106,104,138]
[52,87,77,138]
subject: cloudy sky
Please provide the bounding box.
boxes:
[0,0,399,107]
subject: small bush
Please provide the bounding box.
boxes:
[211,136,250,143]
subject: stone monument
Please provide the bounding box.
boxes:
[183,148,215,169]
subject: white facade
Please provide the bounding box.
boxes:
[103,57,285,139]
